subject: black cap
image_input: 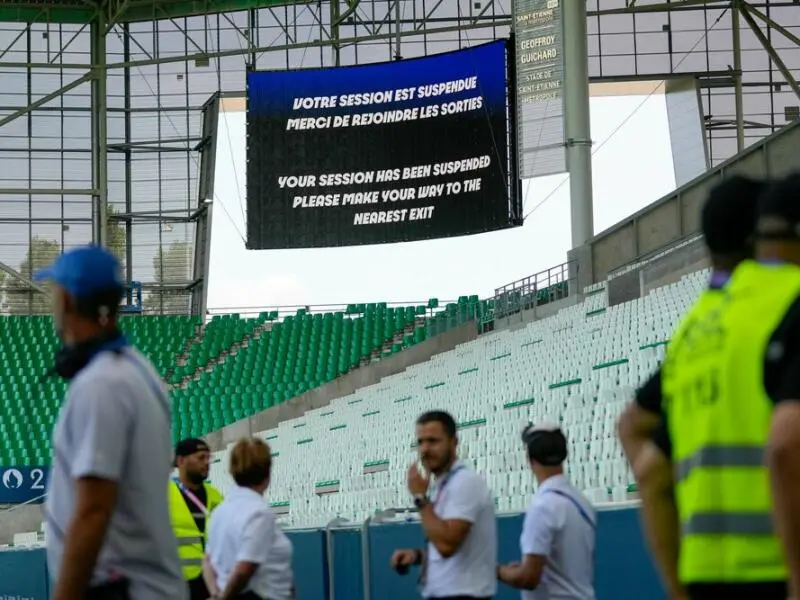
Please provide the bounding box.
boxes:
[521,423,567,466]
[175,438,210,459]
[756,173,800,240]
[701,175,764,254]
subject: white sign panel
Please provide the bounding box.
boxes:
[514,0,567,177]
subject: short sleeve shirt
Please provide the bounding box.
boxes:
[207,486,294,600]
[520,475,596,600]
[45,347,185,600]
[422,462,497,599]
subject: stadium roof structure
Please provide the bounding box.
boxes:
[0,0,797,315]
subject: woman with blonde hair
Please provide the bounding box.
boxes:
[202,437,294,600]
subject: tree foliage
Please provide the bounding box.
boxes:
[106,205,127,268]
[4,237,61,314]
[0,206,127,315]
[147,240,194,314]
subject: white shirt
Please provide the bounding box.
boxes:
[45,347,185,600]
[520,474,596,600]
[422,461,497,599]
[207,486,294,600]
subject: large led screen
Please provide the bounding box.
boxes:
[246,40,521,249]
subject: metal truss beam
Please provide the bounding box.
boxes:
[746,3,800,47]
[0,261,48,295]
[0,187,97,195]
[589,0,729,16]
[740,3,800,102]
[0,71,92,129]
[104,18,509,69]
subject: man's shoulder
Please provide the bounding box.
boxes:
[451,466,491,498]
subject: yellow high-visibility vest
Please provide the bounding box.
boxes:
[168,480,223,581]
[663,260,800,584]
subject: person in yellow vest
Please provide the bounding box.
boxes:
[618,175,764,599]
[633,173,800,600]
[170,438,224,600]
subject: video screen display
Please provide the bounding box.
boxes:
[246,39,521,249]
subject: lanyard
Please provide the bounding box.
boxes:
[419,463,465,591]
[173,478,209,517]
[430,463,465,507]
[545,489,596,530]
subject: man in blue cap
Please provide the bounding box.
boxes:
[35,245,185,600]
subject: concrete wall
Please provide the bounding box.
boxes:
[492,294,579,333]
[0,504,42,545]
[205,323,478,451]
[576,120,800,284]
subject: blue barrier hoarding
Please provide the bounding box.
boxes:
[0,467,48,504]
[285,529,327,600]
[0,548,48,599]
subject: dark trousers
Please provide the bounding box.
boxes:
[688,581,787,600]
[188,575,210,600]
[427,597,492,600]
[84,579,130,600]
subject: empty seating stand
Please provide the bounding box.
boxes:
[174,303,431,439]
[171,313,268,383]
[205,270,710,529]
[0,314,200,466]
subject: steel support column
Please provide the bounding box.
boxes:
[90,12,109,247]
[562,0,594,248]
[732,0,745,152]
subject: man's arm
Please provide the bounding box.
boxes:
[498,555,546,590]
[202,556,221,597]
[618,369,663,466]
[52,478,118,600]
[52,378,132,600]
[418,504,471,558]
[767,351,800,598]
[633,436,685,600]
[219,510,274,600]
[420,475,487,558]
[498,503,555,590]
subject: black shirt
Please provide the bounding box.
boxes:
[179,483,208,534]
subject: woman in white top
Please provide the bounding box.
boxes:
[203,437,295,600]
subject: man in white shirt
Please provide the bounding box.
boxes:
[36,245,184,600]
[498,423,596,600]
[391,410,497,599]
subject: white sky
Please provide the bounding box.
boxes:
[206,89,676,313]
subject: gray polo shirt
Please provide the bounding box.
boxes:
[45,346,186,600]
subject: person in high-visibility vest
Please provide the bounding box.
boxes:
[170,438,224,600]
[633,173,800,600]
[618,175,764,599]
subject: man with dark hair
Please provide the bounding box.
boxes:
[617,175,764,599]
[391,410,497,599]
[632,173,800,600]
[169,438,224,600]
[37,245,184,600]
[498,424,596,598]
[619,174,765,464]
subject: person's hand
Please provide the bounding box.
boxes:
[391,549,419,568]
[407,463,430,496]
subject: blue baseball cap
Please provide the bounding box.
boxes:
[33,245,123,299]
